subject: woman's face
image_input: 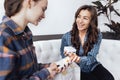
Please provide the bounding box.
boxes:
[76,10,91,32]
[26,0,48,26]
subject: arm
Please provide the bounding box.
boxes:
[79,32,102,70]
[0,34,57,80]
[60,33,68,58]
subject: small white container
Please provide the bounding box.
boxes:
[64,46,76,53]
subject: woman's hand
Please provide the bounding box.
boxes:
[64,51,80,63]
[70,53,80,63]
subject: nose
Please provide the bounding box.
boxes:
[77,18,83,23]
[80,17,84,22]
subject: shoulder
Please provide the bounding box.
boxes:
[0,23,14,39]
[95,30,102,44]
[0,23,7,36]
[62,31,71,39]
[98,30,102,40]
[61,31,72,45]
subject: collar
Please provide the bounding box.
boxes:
[84,32,88,42]
[2,16,25,35]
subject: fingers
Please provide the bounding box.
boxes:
[58,63,69,73]
[47,63,59,79]
[64,50,69,56]
[65,52,80,63]
[50,63,58,71]
[71,56,80,63]
[76,56,80,63]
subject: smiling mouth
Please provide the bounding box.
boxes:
[78,24,84,28]
[37,19,41,22]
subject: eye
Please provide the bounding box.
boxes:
[77,15,80,18]
[42,7,47,12]
[83,16,90,20]
[42,8,45,12]
[84,17,88,20]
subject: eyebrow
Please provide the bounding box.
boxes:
[84,16,90,18]
[78,14,90,18]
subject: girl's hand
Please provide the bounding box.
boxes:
[47,63,59,79]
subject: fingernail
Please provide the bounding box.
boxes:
[57,65,60,67]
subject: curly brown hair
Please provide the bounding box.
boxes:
[71,5,99,56]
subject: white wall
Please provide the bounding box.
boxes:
[28,0,95,35]
[0,0,4,21]
[0,0,120,35]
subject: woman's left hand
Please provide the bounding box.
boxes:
[67,53,80,63]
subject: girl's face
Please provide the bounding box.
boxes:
[76,10,91,32]
[26,0,48,26]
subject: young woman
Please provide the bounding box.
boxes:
[0,0,58,80]
[60,5,114,80]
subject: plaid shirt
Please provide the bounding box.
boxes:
[0,16,50,80]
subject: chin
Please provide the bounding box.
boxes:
[78,28,87,31]
[78,28,84,31]
[33,22,38,26]
[34,24,38,26]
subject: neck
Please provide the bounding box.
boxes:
[10,12,28,31]
[79,29,87,46]
[79,29,87,38]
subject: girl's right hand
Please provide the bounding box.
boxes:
[47,63,58,79]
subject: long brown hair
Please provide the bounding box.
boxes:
[4,0,41,17]
[71,5,99,56]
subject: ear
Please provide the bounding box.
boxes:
[22,0,30,8]
[24,0,34,8]
[28,0,32,8]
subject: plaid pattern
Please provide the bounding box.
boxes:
[0,16,50,80]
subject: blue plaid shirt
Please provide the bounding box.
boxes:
[0,16,50,80]
[60,31,102,72]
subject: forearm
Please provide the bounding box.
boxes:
[20,68,50,80]
[80,56,97,65]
